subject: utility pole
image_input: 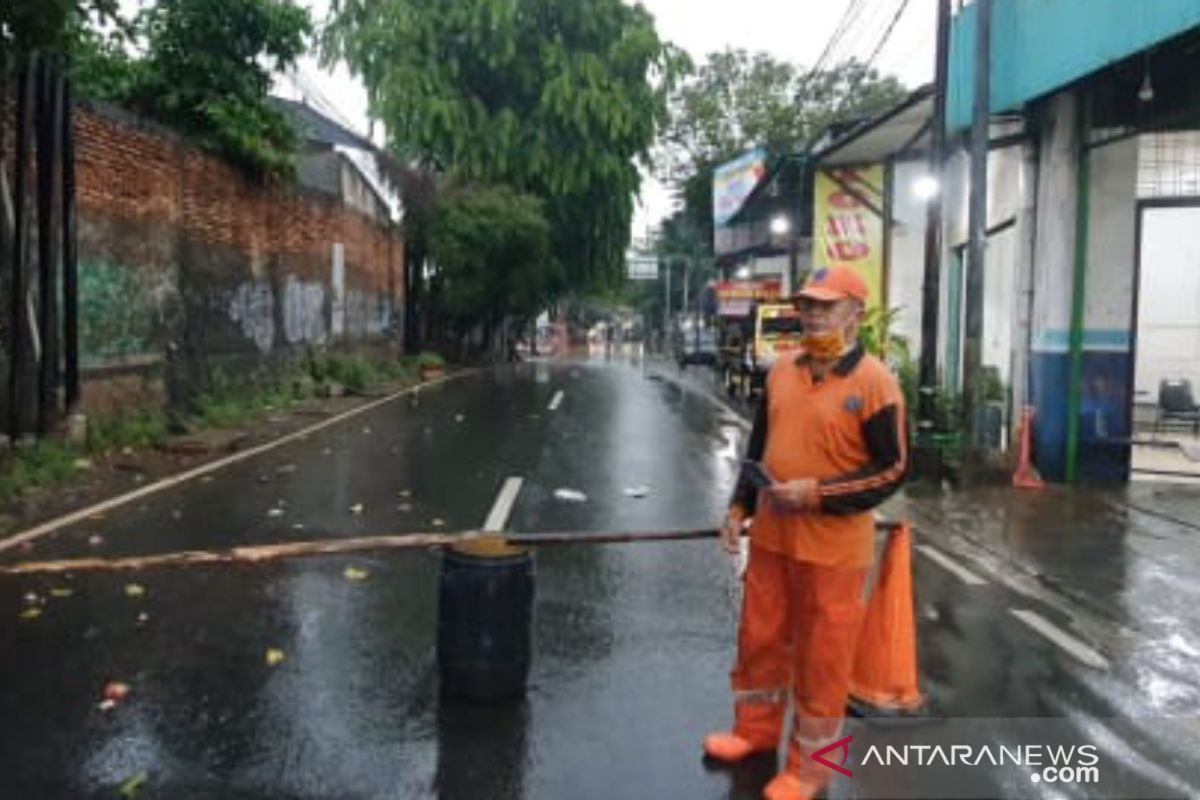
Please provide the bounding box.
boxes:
[914,0,952,480]
[961,0,992,464]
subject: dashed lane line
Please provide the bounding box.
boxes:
[916,544,989,586]
[1010,608,1111,670]
[484,477,524,532]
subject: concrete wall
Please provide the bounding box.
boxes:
[73,102,404,414]
[886,160,927,355]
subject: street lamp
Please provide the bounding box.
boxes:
[771,214,798,294]
[913,175,941,201]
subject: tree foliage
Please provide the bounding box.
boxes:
[1,0,120,54]
[323,0,687,292]
[67,0,311,177]
[428,184,560,324]
[659,49,907,241]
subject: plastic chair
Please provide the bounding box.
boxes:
[1156,379,1200,437]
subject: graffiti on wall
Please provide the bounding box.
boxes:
[228,280,275,355]
[79,260,172,367]
[282,276,327,345]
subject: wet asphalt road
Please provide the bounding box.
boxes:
[1,356,1198,799]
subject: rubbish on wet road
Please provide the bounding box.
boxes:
[124,583,146,598]
[88,535,104,547]
[343,566,369,581]
[102,681,130,704]
[49,587,74,599]
[117,772,149,799]
[18,607,42,621]
[267,508,284,518]
[350,503,364,515]
[622,485,650,498]
[554,488,588,503]
[431,518,446,527]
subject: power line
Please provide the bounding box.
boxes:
[866,0,917,68]
[803,0,869,85]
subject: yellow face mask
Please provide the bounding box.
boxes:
[801,330,847,360]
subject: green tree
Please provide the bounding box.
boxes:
[428,184,560,346]
[660,49,907,242]
[1,0,121,54]
[323,0,687,293]
[57,0,311,177]
[131,0,311,176]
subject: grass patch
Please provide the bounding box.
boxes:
[86,411,170,455]
[0,354,430,506]
[0,441,83,505]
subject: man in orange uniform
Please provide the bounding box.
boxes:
[703,266,908,800]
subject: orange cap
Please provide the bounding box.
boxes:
[795,266,869,303]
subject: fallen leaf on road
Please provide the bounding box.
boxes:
[349,503,364,515]
[117,772,148,799]
[623,486,650,499]
[266,648,286,666]
[431,518,446,527]
[124,584,146,598]
[19,607,42,621]
[50,588,74,599]
[343,567,369,581]
[88,535,104,547]
[554,488,588,503]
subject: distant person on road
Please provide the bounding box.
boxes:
[703,266,909,800]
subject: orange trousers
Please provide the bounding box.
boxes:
[731,545,868,790]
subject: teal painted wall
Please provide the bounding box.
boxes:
[948,0,1200,130]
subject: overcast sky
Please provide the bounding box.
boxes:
[268,0,939,231]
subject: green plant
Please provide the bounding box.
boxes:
[417,351,445,368]
[86,411,169,454]
[0,441,82,504]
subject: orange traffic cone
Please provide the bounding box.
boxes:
[1013,405,1046,490]
[848,524,926,717]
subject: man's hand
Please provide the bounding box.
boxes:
[721,508,746,554]
[764,479,820,514]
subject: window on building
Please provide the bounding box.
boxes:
[1138,132,1200,198]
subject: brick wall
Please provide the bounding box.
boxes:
[67,101,404,413]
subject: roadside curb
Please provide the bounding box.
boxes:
[0,370,474,557]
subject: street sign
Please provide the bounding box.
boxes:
[627,254,658,281]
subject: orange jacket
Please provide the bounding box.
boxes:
[731,344,908,568]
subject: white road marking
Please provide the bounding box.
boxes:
[483,477,524,532]
[916,544,989,586]
[548,390,564,411]
[1010,609,1111,670]
[0,371,471,555]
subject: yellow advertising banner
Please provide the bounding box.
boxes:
[813,166,885,310]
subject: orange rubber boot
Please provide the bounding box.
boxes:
[702,731,774,763]
[763,771,824,800]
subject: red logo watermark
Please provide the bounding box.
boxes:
[811,735,855,777]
